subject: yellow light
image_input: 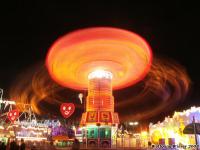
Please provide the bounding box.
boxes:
[141,131,147,137]
[16,136,47,141]
[151,130,162,144]
[72,126,76,130]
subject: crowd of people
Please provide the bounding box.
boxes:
[0,138,80,150]
[0,138,54,150]
[0,141,6,150]
[0,139,25,150]
[0,139,26,150]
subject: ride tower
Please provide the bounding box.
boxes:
[45,27,153,148]
[80,70,119,147]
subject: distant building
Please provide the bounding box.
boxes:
[149,106,200,145]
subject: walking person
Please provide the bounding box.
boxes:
[72,138,80,150]
[0,141,2,150]
[9,139,16,150]
[20,139,26,150]
[49,141,56,150]
[1,142,6,150]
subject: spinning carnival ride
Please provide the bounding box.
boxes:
[46,27,152,147]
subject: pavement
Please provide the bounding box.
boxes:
[56,148,147,150]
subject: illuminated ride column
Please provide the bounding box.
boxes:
[80,70,119,147]
[87,70,114,112]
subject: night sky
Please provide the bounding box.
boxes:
[0,1,200,125]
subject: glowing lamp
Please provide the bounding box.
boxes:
[129,121,139,126]
[129,122,134,126]
[88,70,113,79]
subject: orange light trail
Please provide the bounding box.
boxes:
[118,57,191,121]
[46,27,152,90]
[9,65,66,114]
[9,58,190,118]
[9,27,190,122]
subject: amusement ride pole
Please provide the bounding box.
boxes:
[85,127,87,149]
[98,79,100,148]
[193,116,198,150]
[83,88,87,149]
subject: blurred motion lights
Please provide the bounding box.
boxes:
[46,27,152,90]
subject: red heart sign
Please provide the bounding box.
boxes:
[7,109,19,123]
[60,103,75,118]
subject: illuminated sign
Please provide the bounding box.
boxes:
[7,109,19,123]
[99,111,112,122]
[16,120,61,128]
[60,103,75,119]
[86,112,98,122]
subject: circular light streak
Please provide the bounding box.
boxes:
[46,27,152,90]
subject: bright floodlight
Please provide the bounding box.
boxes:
[88,70,113,79]
[134,121,139,125]
[129,121,139,126]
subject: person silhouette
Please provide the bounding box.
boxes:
[9,139,16,150]
[49,141,56,150]
[72,138,80,150]
[20,139,25,150]
[1,142,6,150]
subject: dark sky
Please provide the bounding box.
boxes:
[0,1,200,124]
